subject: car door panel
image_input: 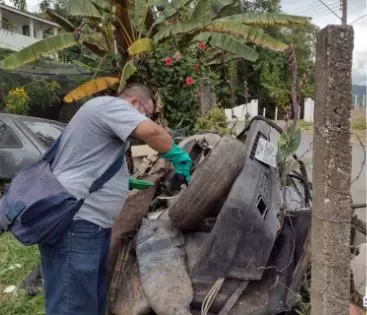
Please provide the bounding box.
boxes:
[0,119,41,180]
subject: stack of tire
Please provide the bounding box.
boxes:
[115,117,310,315]
[169,135,247,231]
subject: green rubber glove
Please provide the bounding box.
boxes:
[129,177,155,190]
[160,143,192,183]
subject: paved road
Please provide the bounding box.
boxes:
[297,133,366,205]
[297,133,366,245]
[230,120,366,243]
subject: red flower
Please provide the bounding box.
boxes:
[165,57,173,66]
[194,63,200,71]
[185,76,194,86]
[198,41,206,50]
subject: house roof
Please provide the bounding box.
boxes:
[0,3,60,28]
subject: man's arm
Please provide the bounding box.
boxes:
[131,120,173,153]
[132,120,192,183]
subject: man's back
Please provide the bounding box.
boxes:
[52,96,147,227]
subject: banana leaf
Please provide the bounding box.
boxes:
[195,32,259,62]
[216,13,310,28]
[118,61,137,93]
[206,22,288,51]
[63,76,119,103]
[127,38,153,56]
[45,9,75,32]
[0,33,78,70]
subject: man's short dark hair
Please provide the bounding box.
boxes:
[120,83,156,109]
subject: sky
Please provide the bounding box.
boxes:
[281,0,367,85]
[4,0,367,85]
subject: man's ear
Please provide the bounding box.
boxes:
[130,96,138,104]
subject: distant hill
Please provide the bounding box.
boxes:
[352,85,366,96]
[352,85,366,108]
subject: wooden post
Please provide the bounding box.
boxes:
[275,107,278,121]
[311,25,354,315]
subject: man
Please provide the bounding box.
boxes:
[39,83,192,315]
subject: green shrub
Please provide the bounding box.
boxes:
[0,70,20,108]
[132,42,221,129]
[25,80,61,109]
[194,107,230,135]
[5,87,30,115]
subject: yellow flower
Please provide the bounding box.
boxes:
[5,87,30,115]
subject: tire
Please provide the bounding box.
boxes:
[168,136,246,231]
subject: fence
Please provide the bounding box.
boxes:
[224,99,259,122]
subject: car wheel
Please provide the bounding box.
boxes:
[168,136,246,231]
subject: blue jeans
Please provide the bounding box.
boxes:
[39,220,111,315]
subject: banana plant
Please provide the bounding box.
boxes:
[153,0,310,62]
[0,0,159,101]
[0,0,155,68]
[0,0,310,103]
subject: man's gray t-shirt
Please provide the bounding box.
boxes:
[52,96,148,228]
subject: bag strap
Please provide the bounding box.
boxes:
[88,141,129,193]
[43,133,130,194]
[43,135,61,164]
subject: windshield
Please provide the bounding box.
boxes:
[22,120,63,148]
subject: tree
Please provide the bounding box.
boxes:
[0,0,309,104]
[150,0,309,112]
[253,24,316,114]
[154,0,309,61]
[9,0,27,11]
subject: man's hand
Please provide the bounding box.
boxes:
[132,120,192,182]
[160,144,192,183]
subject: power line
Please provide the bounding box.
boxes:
[317,0,342,19]
[285,6,341,21]
[292,5,339,17]
[284,1,339,15]
[285,0,339,15]
[350,13,367,24]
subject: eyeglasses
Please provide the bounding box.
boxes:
[138,100,153,118]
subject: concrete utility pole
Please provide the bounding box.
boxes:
[342,0,347,25]
[311,25,354,315]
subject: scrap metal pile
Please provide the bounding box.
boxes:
[107,116,313,315]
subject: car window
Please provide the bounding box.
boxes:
[22,121,63,148]
[0,120,21,148]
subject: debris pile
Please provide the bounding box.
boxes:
[108,116,313,315]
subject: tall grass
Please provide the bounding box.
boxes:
[0,234,44,315]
